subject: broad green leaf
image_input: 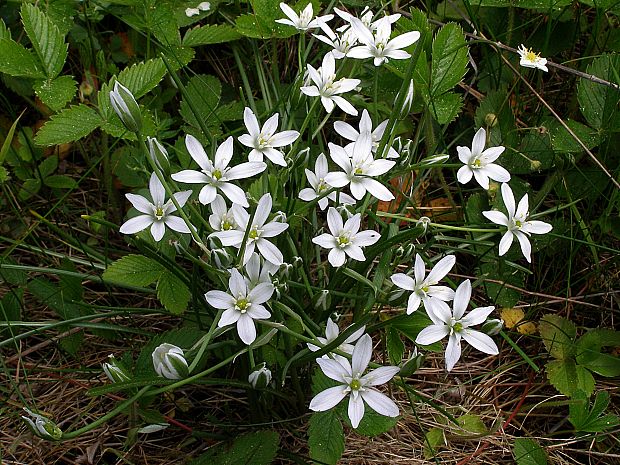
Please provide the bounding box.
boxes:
[344,408,398,437]
[102,254,163,287]
[546,119,599,153]
[577,54,620,131]
[546,359,595,397]
[44,174,77,189]
[21,3,68,78]
[190,431,279,465]
[179,74,222,131]
[34,104,103,146]
[428,91,463,124]
[456,414,488,435]
[513,438,547,465]
[539,314,576,360]
[34,75,76,111]
[423,427,445,459]
[0,258,28,285]
[479,261,523,307]
[156,271,190,315]
[147,5,181,47]
[183,24,242,46]
[38,155,58,178]
[235,0,298,39]
[576,329,620,377]
[387,327,405,365]
[308,411,344,465]
[28,277,80,320]
[569,391,619,433]
[430,23,468,97]
[0,38,45,78]
[1,288,23,334]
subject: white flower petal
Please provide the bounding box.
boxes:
[310,386,348,411]
[445,333,462,371]
[415,324,449,345]
[462,330,499,355]
[348,394,365,428]
[362,389,399,417]
[237,314,257,344]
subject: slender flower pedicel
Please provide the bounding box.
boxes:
[298,153,356,210]
[172,135,266,208]
[309,334,400,428]
[415,280,498,371]
[119,172,193,242]
[205,268,274,345]
[312,207,380,267]
[456,127,511,190]
[482,183,552,263]
[300,52,361,115]
[275,2,333,31]
[390,254,456,315]
[238,108,300,166]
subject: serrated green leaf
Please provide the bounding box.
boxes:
[190,431,279,465]
[546,119,599,153]
[102,254,163,287]
[34,104,103,146]
[34,75,76,111]
[308,411,344,465]
[44,174,77,189]
[513,438,547,465]
[344,407,398,436]
[546,359,595,397]
[38,155,58,178]
[183,24,242,46]
[0,38,45,78]
[577,54,620,131]
[21,3,67,78]
[423,427,445,459]
[576,329,620,377]
[431,23,468,97]
[28,277,80,320]
[387,327,405,365]
[179,74,221,131]
[539,314,576,360]
[428,91,463,124]
[568,390,619,433]
[0,19,10,40]
[156,271,190,315]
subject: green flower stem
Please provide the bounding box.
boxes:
[271,301,318,341]
[287,98,320,163]
[235,206,257,266]
[188,309,224,374]
[232,45,258,114]
[500,330,540,372]
[61,386,151,440]
[310,112,332,140]
[147,348,249,396]
[257,320,317,345]
[374,212,502,233]
[136,134,210,255]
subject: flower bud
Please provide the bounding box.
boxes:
[530,160,542,171]
[147,137,171,177]
[102,354,131,383]
[248,362,272,389]
[21,408,63,441]
[481,318,504,336]
[484,113,498,127]
[399,348,425,377]
[273,210,287,223]
[109,81,142,133]
[315,289,330,312]
[397,80,414,118]
[415,216,431,233]
[152,343,189,379]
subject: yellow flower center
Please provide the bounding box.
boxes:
[337,235,350,247]
[349,379,361,390]
[453,322,463,332]
[249,227,260,239]
[155,206,164,220]
[236,298,249,313]
[213,169,222,180]
[222,219,233,230]
[525,50,539,62]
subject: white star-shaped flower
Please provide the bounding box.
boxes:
[390,254,456,315]
[238,108,300,167]
[517,44,548,72]
[415,280,498,371]
[456,127,511,190]
[119,172,193,242]
[307,317,366,358]
[244,252,278,289]
[298,153,356,210]
[334,109,399,159]
[313,21,358,59]
[347,17,420,66]
[312,207,380,267]
[324,135,396,201]
[208,194,240,233]
[172,135,266,208]
[275,3,333,31]
[205,268,273,345]
[309,334,400,428]
[334,7,400,32]
[482,183,552,263]
[300,53,361,116]
[211,193,289,266]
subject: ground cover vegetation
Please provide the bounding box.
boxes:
[0,0,619,463]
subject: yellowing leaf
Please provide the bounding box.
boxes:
[501,308,525,328]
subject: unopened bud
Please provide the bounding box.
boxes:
[110,81,142,132]
[152,343,189,379]
[273,210,287,223]
[315,289,330,311]
[481,318,504,336]
[147,137,171,177]
[416,216,431,233]
[399,348,425,376]
[530,160,542,171]
[21,408,63,441]
[248,362,272,389]
[397,80,414,118]
[484,113,498,127]
[102,354,131,383]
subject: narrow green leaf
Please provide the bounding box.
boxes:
[0,18,10,40]
[0,110,24,165]
[183,24,242,46]
[308,411,344,465]
[34,75,76,111]
[21,3,67,78]
[0,38,45,78]
[34,104,103,146]
[102,254,163,287]
[513,438,547,465]
[156,271,190,315]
